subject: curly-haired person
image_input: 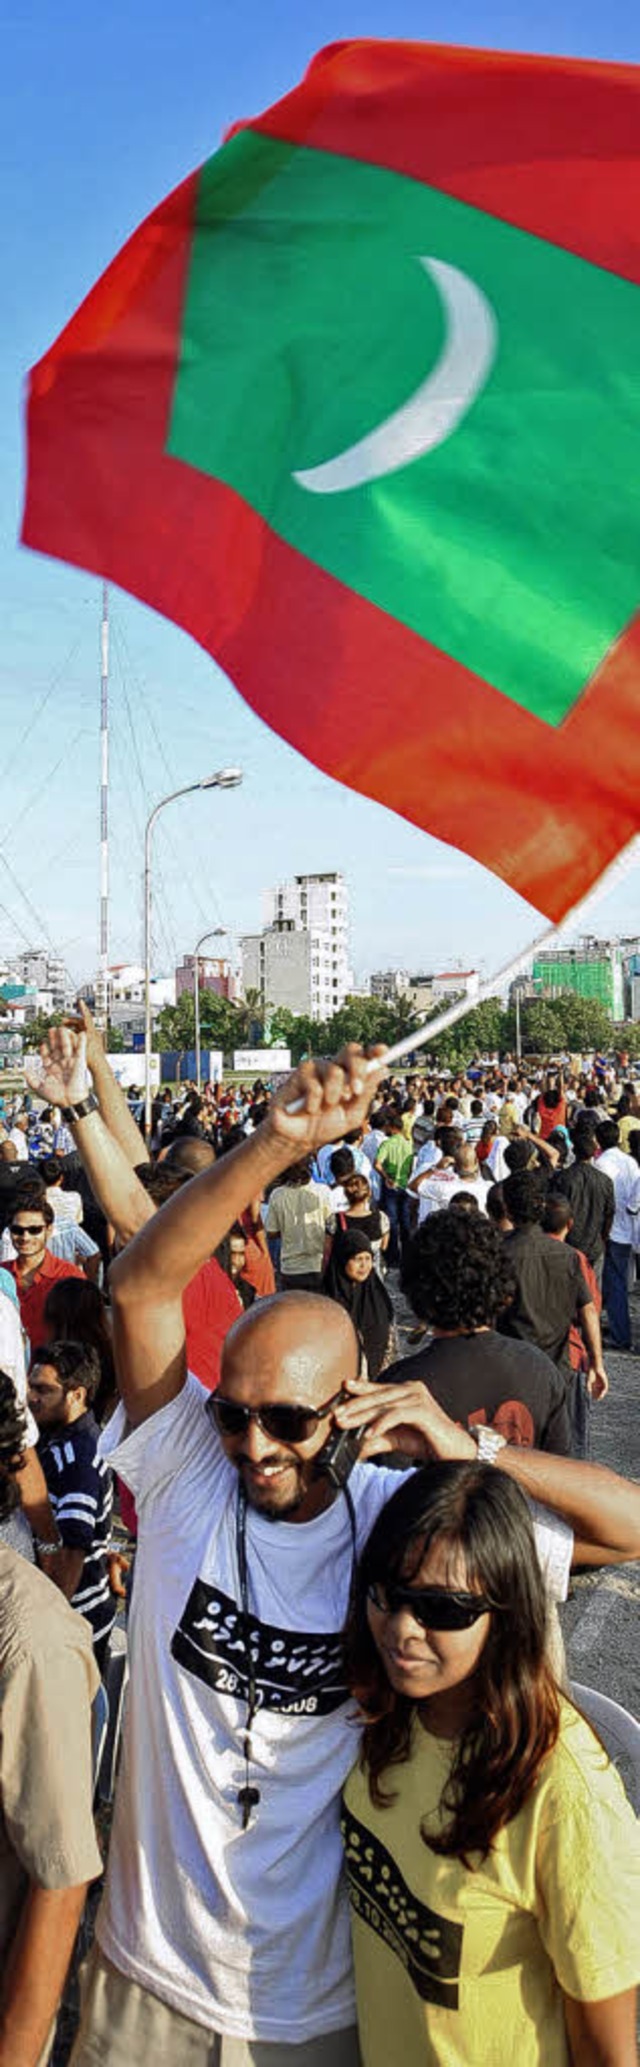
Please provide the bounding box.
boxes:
[0,1370,101,2067]
[388,1210,571,1454]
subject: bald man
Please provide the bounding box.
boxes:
[26,1030,640,2067]
[409,1138,489,1221]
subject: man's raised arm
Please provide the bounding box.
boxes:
[336,1376,640,1570]
[76,999,151,1169]
[25,1028,154,1247]
[109,1049,383,1425]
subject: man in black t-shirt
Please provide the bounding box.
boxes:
[498,1170,607,1381]
[389,1211,571,1453]
[557,1118,614,1286]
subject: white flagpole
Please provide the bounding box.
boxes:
[379,832,640,1073]
[285,833,640,1110]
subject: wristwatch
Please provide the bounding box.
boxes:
[468,1425,507,1464]
[34,1534,64,1558]
[58,1092,99,1123]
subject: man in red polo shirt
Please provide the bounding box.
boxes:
[6,1188,83,1345]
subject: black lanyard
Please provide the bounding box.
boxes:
[235,1483,261,1830]
[234,1479,357,1831]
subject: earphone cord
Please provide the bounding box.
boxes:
[236,1483,260,1830]
[235,1477,358,1830]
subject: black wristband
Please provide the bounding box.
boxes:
[58,1092,99,1124]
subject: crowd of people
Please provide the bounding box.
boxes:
[0,1018,639,2065]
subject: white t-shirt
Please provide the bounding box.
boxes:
[98,1378,403,2042]
[0,1289,38,1446]
[596,1146,640,1244]
[486,1134,511,1182]
[416,1172,488,1224]
[265,1181,333,1275]
[411,1141,442,1178]
[7,1127,28,1161]
[97,1382,573,2042]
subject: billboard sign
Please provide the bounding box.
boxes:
[233,1048,291,1074]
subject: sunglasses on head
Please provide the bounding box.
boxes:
[209,1386,345,1447]
[367,1579,497,1631]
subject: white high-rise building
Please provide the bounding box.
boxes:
[242,872,353,1021]
[15,949,71,1012]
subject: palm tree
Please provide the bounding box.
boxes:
[235,987,269,1045]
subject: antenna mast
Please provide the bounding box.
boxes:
[96,581,109,1027]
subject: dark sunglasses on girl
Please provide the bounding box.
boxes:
[209,1387,345,1446]
[367,1578,498,1631]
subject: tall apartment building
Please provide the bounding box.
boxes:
[15,949,71,1012]
[242,872,353,1021]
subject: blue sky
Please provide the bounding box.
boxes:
[2,0,638,989]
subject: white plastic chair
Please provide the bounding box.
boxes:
[571,1682,640,1813]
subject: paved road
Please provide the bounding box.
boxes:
[560,1318,640,1723]
[390,1272,640,1724]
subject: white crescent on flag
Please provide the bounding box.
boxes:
[293,257,498,494]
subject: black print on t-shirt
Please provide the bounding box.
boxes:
[341,1805,463,2010]
[171,1578,348,1715]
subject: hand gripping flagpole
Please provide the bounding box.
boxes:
[285,833,640,1110]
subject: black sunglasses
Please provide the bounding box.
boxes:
[10,1222,45,1236]
[209,1386,345,1446]
[367,1579,497,1631]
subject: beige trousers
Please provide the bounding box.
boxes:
[70,1948,361,2067]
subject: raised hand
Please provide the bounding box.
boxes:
[265,1046,386,1158]
[24,1025,90,1110]
[76,998,105,1074]
[334,1374,477,1465]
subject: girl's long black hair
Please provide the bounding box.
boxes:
[346,1462,561,1864]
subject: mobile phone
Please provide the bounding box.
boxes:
[313,1424,364,1490]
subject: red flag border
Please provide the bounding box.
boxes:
[21,48,640,923]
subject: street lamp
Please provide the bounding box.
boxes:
[143,770,243,1136]
[193,926,229,1094]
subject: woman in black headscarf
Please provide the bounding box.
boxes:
[322,1227,396,1378]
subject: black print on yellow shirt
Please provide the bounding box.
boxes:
[341,1805,463,2010]
[171,1578,348,1714]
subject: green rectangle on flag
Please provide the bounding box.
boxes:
[169,129,640,727]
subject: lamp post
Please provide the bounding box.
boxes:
[144,771,242,1137]
[193,926,229,1094]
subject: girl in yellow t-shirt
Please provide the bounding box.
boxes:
[343,1463,640,2067]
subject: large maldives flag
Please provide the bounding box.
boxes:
[22,40,640,921]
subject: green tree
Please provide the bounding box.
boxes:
[23,1009,65,1049]
[198,993,242,1058]
[554,995,612,1053]
[234,987,269,1046]
[155,989,240,1058]
[155,993,196,1052]
[105,1023,126,1053]
[615,1022,640,1061]
[518,1001,565,1055]
[413,996,507,1069]
[320,996,401,1051]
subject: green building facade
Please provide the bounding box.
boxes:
[532,945,624,1019]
